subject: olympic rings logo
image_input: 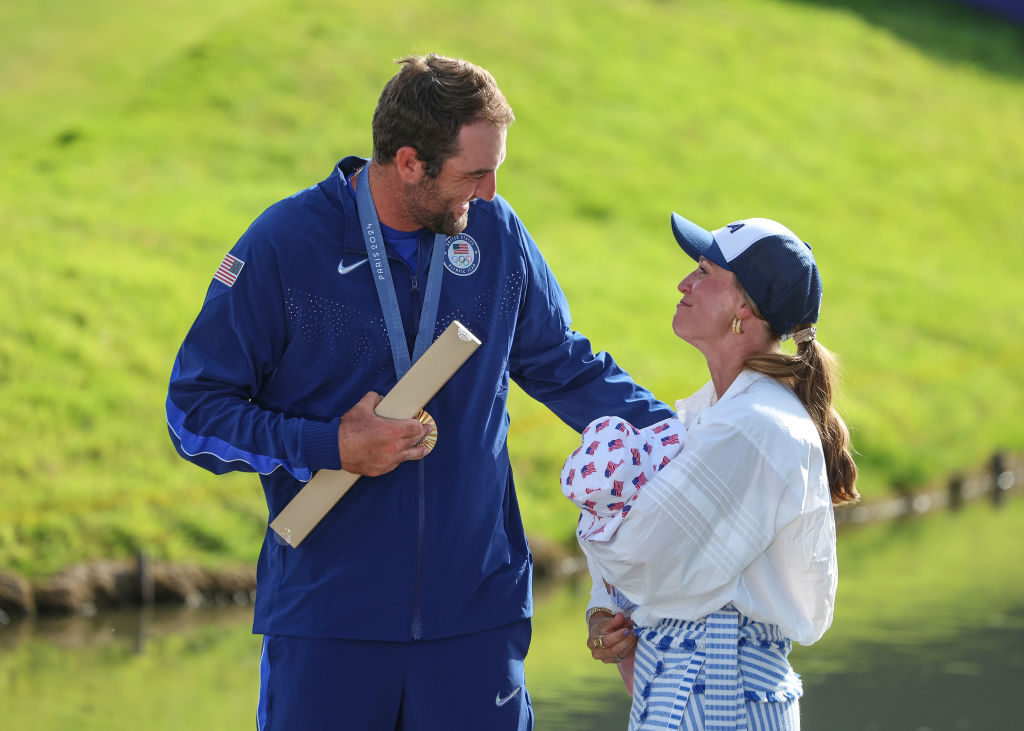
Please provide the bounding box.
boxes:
[444,234,481,277]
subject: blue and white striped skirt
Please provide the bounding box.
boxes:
[628,607,802,730]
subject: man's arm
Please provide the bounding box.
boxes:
[166,230,428,483]
[507,218,674,431]
[166,229,340,481]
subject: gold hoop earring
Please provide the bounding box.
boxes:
[731,316,743,334]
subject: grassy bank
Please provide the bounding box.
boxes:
[2,0,1023,574]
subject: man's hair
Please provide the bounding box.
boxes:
[372,54,514,176]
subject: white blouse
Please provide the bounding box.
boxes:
[574,369,837,646]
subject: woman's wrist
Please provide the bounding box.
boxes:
[585,606,615,627]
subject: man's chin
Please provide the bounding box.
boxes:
[449,214,469,236]
[431,213,469,237]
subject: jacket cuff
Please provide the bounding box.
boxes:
[301,418,342,472]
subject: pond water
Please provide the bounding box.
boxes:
[2,500,1021,730]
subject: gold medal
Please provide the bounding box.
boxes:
[415,410,437,454]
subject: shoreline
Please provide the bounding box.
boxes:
[0,533,580,623]
[4,458,1019,623]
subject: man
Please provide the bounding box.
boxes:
[166,54,673,730]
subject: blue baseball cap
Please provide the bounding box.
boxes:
[670,213,822,338]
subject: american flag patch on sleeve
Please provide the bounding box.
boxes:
[214,253,245,287]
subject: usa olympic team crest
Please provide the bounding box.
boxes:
[443,233,480,276]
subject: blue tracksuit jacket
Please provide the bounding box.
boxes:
[166,156,674,642]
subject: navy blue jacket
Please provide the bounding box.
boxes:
[167,157,673,641]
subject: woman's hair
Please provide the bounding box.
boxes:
[372,54,515,177]
[740,293,859,506]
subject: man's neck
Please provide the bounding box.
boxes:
[356,161,420,232]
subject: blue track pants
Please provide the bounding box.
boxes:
[258,619,533,730]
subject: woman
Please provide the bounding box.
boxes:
[562,214,859,730]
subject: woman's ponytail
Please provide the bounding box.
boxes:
[744,335,859,506]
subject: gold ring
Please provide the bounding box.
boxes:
[593,636,604,649]
[415,410,437,454]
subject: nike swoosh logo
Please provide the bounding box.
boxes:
[495,686,522,707]
[337,258,368,275]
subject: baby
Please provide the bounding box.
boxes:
[561,414,687,542]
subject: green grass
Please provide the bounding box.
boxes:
[2,0,1023,574]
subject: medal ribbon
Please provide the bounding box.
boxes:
[348,165,447,379]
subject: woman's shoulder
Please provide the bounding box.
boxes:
[701,372,821,452]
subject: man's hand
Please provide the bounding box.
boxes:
[337,392,433,476]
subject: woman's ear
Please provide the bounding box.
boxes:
[737,301,774,344]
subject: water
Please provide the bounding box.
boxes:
[799,615,1024,730]
[528,597,1024,731]
[2,500,1021,729]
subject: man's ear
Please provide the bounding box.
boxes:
[394,146,425,184]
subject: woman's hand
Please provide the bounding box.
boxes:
[587,612,637,666]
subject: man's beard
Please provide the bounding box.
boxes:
[406,177,469,237]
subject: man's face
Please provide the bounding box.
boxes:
[406,121,507,236]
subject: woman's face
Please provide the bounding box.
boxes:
[672,257,746,346]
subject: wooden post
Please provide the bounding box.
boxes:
[991,452,1007,508]
[136,550,154,607]
[948,473,964,512]
[894,480,913,519]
